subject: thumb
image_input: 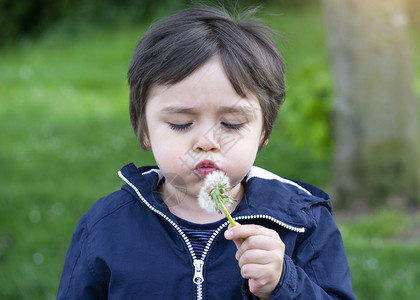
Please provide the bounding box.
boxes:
[224,222,243,249]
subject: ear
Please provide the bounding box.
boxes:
[261,139,269,147]
[138,121,151,150]
[259,138,269,150]
[142,134,151,149]
[259,130,269,148]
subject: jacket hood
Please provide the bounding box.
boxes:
[118,163,333,231]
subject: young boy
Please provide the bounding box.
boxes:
[57,5,355,300]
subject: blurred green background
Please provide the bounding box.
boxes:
[1,0,419,299]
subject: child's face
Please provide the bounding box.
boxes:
[144,57,265,202]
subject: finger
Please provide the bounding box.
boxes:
[240,263,283,292]
[238,233,283,253]
[224,222,243,249]
[237,249,273,268]
[240,263,276,281]
[225,224,279,241]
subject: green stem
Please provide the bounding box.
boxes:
[218,200,244,243]
[219,200,236,227]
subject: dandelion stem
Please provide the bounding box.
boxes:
[218,200,237,227]
[218,199,244,242]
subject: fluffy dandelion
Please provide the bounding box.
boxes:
[198,171,237,227]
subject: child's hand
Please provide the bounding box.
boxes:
[224,224,285,300]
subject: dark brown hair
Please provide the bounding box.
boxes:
[128,6,286,149]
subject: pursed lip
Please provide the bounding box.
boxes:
[194,160,219,176]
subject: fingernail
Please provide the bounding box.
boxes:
[235,252,239,260]
[225,230,233,239]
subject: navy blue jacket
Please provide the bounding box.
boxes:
[57,163,355,299]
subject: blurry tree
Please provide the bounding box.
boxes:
[0,0,314,46]
[0,0,188,46]
[407,0,420,28]
[322,0,419,207]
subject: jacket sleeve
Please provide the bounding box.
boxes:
[270,205,356,300]
[57,216,109,299]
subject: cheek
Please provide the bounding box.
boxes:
[151,140,186,168]
[224,134,260,167]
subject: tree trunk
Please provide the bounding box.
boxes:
[321,0,419,207]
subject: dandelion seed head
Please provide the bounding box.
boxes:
[198,171,233,213]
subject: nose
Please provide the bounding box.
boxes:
[193,127,220,152]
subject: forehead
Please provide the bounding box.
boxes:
[146,58,262,114]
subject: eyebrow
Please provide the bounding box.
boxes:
[160,106,197,114]
[160,105,258,117]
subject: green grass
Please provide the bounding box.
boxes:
[1,3,419,299]
[0,25,156,299]
[338,210,420,299]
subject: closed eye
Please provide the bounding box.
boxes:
[168,123,193,131]
[221,122,245,131]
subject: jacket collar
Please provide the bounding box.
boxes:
[118,163,332,230]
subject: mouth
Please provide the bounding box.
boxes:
[194,160,219,176]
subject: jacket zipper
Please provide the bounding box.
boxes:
[200,215,304,267]
[118,171,205,298]
[118,171,305,300]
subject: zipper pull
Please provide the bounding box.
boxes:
[193,259,204,284]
